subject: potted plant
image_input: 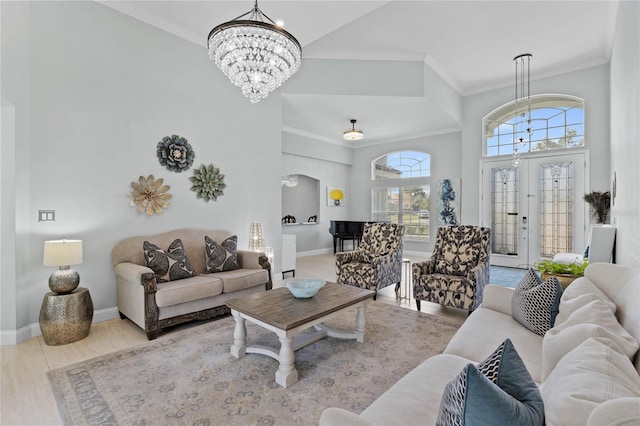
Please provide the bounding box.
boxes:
[584,191,611,224]
[534,258,588,288]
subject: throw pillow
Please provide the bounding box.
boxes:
[540,337,640,426]
[143,239,196,283]
[204,235,240,273]
[437,339,544,426]
[511,268,563,336]
[541,299,639,381]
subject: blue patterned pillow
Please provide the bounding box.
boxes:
[143,239,196,283]
[204,235,240,273]
[437,339,544,426]
[512,268,563,336]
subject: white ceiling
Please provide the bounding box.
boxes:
[100,0,618,146]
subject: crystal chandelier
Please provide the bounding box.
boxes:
[343,119,364,141]
[207,1,302,103]
[512,53,533,167]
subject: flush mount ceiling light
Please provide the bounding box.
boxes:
[343,119,364,141]
[207,0,302,104]
[512,53,533,167]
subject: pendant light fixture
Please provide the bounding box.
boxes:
[207,1,302,103]
[343,119,364,141]
[512,53,533,167]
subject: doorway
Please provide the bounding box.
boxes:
[481,151,588,268]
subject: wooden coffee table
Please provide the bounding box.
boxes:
[226,282,375,388]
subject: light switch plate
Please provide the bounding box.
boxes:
[39,210,55,222]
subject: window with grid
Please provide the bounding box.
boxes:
[483,95,585,157]
[371,151,430,240]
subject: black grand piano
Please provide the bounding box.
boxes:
[329,220,377,254]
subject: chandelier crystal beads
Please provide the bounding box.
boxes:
[207,1,302,103]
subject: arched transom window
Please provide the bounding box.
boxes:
[371,151,431,240]
[483,94,585,157]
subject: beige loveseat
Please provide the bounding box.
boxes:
[112,228,271,340]
[320,263,640,425]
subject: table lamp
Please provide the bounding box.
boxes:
[43,239,83,294]
[249,222,264,252]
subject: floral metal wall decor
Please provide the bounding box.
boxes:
[129,175,172,216]
[190,164,226,202]
[157,135,195,173]
[438,179,461,225]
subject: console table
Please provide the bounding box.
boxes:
[39,287,93,345]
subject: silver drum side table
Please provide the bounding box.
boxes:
[39,287,93,345]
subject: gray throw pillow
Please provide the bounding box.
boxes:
[204,235,240,273]
[512,268,563,336]
[437,339,544,426]
[143,239,196,283]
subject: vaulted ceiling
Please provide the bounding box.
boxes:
[100,1,618,146]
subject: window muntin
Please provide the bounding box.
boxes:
[484,95,584,157]
[371,150,431,240]
[373,151,430,180]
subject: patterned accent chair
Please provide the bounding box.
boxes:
[413,225,490,313]
[336,223,404,299]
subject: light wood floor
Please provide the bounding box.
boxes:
[0,253,466,426]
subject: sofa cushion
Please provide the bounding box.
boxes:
[554,279,617,327]
[541,299,640,381]
[512,268,563,336]
[358,354,471,426]
[444,308,544,383]
[207,268,269,293]
[437,339,544,426]
[204,235,240,273]
[155,275,223,307]
[143,239,197,283]
[540,337,640,426]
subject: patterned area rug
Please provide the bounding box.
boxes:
[48,303,463,425]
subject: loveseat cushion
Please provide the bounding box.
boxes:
[204,235,240,273]
[437,339,543,426]
[208,268,269,293]
[541,299,640,381]
[540,337,640,426]
[444,308,544,383]
[154,275,223,307]
[143,239,197,283]
[512,268,563,336]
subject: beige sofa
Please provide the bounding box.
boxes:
[320,263,640,425]
[112,228,271,340]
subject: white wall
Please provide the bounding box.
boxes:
[610,1,640,267]
[1,2,282,341]
[461,64,612,226]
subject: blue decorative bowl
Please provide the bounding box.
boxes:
[284,278,326,299]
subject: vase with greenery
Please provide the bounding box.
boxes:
[584,191,611,223]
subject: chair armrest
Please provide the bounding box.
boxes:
[481,284,515,315]
[412,260,433,279]
[319,408,374,426]
[468,259,491,306]
[336,251,361,266]
[236,250,265,269]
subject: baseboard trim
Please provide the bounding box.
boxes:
[1,306,121,345]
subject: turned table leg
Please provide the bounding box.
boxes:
[355,305,367,343]
[230,310,247,358]
[275,335,298,388]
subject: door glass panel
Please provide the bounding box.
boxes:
[538,162,574,258]
[491,167,519,255]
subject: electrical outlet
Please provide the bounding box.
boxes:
[39,210,55,222]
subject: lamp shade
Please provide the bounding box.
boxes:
[248,222,264,252]
[43,240,83,267]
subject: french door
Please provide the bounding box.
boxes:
[480,152,588,268]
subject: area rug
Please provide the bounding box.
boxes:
[48,303,463,425]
